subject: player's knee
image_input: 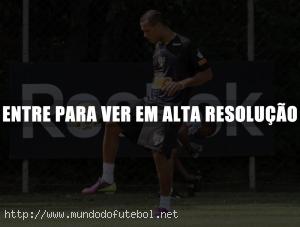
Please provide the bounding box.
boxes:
[152,151,164,163]
[178,124,188,137]
[153,150,175,161]
[105,122,122,135]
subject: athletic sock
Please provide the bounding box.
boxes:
[159,196,171,211]
[101,162,114,184]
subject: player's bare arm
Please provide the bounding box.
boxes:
[162,68,213,96]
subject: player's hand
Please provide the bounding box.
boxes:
[161,81,185,96]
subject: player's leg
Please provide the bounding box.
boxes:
[196,122,217,138]
[81,122,122,194]
[178,123,202,158]
[102,122,122,163]
[178,124,189,149]
[174,153,195,181]
[152,149,175,211]
[176,124,203,196]
[101,122,123,183]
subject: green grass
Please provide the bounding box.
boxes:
[1,192,300,227]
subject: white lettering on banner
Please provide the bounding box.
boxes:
[16,84,298,139]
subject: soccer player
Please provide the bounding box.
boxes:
[82,10,213,214]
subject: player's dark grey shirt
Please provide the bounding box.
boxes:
[146,34,209,105]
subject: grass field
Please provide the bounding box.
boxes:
[1,192,300,227]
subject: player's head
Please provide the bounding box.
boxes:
[140,10,168,43]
